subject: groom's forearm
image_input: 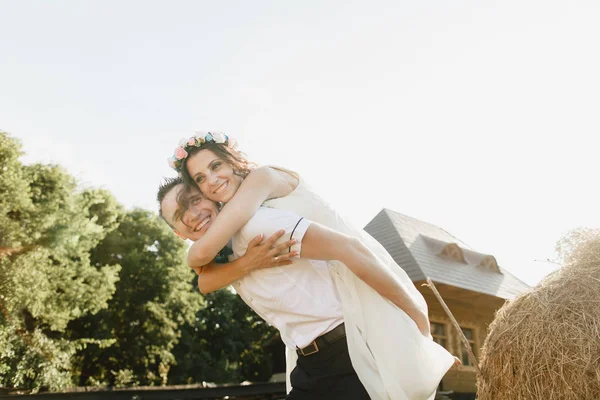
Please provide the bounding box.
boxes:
[196,259,252,294]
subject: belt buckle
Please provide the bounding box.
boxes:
[299,340,319,356]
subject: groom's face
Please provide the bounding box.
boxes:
[160,184,219,241]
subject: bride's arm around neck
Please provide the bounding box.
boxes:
[187,166,298,268]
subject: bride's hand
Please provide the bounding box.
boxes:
[452,356,462,368]
[242,230,297,272]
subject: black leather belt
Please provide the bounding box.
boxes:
[296,323,346,356]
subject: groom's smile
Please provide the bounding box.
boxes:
[192,213,212,233]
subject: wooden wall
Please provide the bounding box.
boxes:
[415,281,506,394]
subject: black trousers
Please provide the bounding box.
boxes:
[286,335,371,400]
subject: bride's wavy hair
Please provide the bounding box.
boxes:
[180,141,257,187]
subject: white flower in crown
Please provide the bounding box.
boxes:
[167,157,177,169]
[211,132,226,144]
[192,131,206,144]
[178,137,190,147]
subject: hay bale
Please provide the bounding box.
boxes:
[477,233,600,400]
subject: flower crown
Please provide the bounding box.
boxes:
[168,131,238,173]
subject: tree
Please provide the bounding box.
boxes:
[169,288,277,385]
[0,132,121,392]
[0,132,32,251]
[70,209,204,387]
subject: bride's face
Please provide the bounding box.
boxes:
[186,149,243,203]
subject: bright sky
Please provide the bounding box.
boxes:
[2,1,599,286]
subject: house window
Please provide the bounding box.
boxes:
[439,243,466,263]
[479,255,500,272]
[430,322,448,349]
[460,327,477,366]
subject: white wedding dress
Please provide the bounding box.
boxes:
[263,171,455,400]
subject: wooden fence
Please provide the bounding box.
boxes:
[0,382,287,400]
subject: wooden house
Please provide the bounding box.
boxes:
[364,209,530,397]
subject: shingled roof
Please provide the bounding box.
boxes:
[364,208,530,300]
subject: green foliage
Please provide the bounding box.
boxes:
[169,288,277,384]
[0,132,32,249]
[112,369,138,388]
[70,209,204,387]
[0,132,121,392]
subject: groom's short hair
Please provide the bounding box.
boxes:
[157,177,183,220]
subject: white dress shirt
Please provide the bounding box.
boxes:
[230,207,344,349]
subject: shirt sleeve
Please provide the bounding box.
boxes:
[233,207,311,258]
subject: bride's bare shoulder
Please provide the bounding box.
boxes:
[251,165,299,198]
[269,165,299,184]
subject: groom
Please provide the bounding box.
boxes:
[157,177,374,399]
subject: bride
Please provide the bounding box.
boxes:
[168,132,456,400]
